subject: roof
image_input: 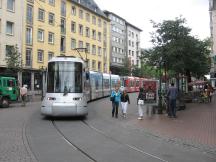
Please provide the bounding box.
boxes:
[103,10,142,32]
[126,22,142,32]
[71,0,109,20]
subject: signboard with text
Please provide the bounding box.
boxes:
[143,80,159,106]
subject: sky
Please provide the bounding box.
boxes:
[94,0,210,48]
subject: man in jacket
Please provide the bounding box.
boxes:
[167,83,178,118]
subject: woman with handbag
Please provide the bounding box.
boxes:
[120,90,130,118]
[137,87,145,120]
[110,86,121,118]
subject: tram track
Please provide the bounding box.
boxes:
[51,120,97,162]
[51,118,168,162]
[81,120,169,162]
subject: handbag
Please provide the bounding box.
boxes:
[138,99,144,105]
[110,96,115,102]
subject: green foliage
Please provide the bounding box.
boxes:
[5,45,23,72]
[120,57,131,76]
[147,17,210,79]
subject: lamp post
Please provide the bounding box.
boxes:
[158,57,163,114]
[39,66,46,101]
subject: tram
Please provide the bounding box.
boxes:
[41,56,88,116]
[41,56,158,117]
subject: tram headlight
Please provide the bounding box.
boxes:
[73,97,82,101]
[47,97,56,101]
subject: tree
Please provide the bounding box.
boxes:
[120,57,131,76]
[148,17,210,82]
[5,45,23,73]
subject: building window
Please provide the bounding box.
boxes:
[132,32,134,38]
[37,50,44,62]
[61,18,66,34]
[78,41,83,48]
[92,60,96,70]
[48,51,54,60]
[98,18,101,27]
[60,36,65,52]
[86,13,90,22]
[37,29,44,42]
[26,27,32,45]
[86,43,90,53]
[98,32,101,42]
[26,48,32,66]
[98,47,101,56]
[49,0,55,5]
[71,38,76,49]
[92,16,96,25]
[38,8,45,21]
[7,0,15,12]
[48,32,54,44]
[98,61,101,71]
[85,27,90,37]
[6,21,14,35]
[26,5,33,24]
[71,21,76,33]
[5,45,14,56]
[0,19,1,33]
[48,12,55,25]
[71,6,76,16]
[79,24,83,35]
[92,45,96,55]
[61,1,66,16]
[92,30,96,40]
[79,10,83,19]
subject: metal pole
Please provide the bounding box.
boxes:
[158,61,163,114]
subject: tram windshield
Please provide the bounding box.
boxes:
[47,61,83,93]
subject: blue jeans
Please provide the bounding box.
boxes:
[112,102,119,117]
[169,99,176,117]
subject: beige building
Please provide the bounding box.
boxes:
[0,0,24,68]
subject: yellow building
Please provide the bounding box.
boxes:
[22,0,110,90]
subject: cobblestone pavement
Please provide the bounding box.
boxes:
[0,102,38,162]
[127,94,216,154]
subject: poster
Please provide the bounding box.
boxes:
[143,80,159,105]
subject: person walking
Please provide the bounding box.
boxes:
[207,84,214,102]
[110,86,121,118]
[167,83,178,118]
[20,85,28,107]
[137,87,145,120]
[120,90,130,118]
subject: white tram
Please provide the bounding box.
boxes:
[41,56,88,117]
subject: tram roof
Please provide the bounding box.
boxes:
[48,56,84,64]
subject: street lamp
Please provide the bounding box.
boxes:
[39,66,46,101]
[158,57,163,114]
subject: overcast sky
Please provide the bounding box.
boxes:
[94,0,210,48]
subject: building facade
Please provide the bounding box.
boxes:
[126,22,142,68]
[104,11,142,75]
[0,0,24,72]
[0,0,110,91]
[209,0,216,87]
[104,11,127,74]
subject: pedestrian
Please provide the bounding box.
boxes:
[166,83,178,118]
[120,90,130,118]
[207,84,214,102]
[110,86,121,118]
[137,87,145,120]
[20,85,28,106]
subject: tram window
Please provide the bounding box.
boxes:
[136,80,139,87]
